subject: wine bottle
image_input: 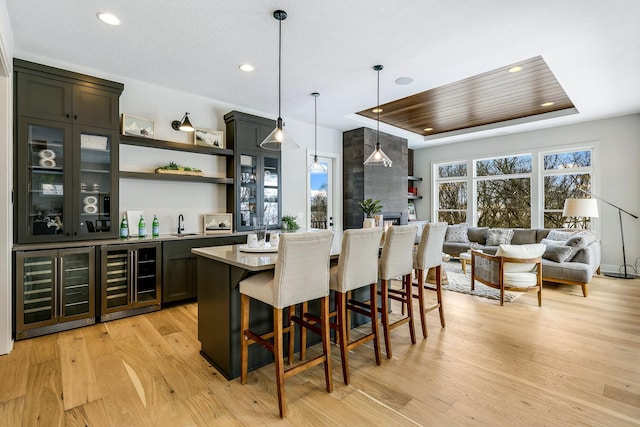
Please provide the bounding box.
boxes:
[120,215,129,239]
[152,215,160,237]
[138,215,147,238]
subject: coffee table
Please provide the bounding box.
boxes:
[426,253,451,285]
[459,252,472,274]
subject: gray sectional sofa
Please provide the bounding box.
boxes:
[443,226,601,297]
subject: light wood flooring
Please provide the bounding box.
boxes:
[1,272,640,426]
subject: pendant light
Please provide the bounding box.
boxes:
[260,10,299,151]
[171,112,194,132]
[309,92,327,173]
[363,65,392,167]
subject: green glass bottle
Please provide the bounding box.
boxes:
[138,215,147,238]
[120,215,129,239]
[152,214,160,238]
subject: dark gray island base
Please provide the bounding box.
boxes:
[194,246,289,380]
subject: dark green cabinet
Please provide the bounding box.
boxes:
[162,235,246,304]
[224,111,281,231]
[15,59,121,129]
[14,59,123,244]
[14,247,96,339]
[99,242,161,321]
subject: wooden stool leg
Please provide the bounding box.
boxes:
[370,282,382,365]
[287,305,295,365]
[273,308,286,418]
[300,301,308,361]
[404,274,416,345]
[320,295,333,393]
[417,268,427,338]
[380,279,392,359]
[337,291,350,385]
[435,266,445,328]
[345,290,352,343]
[240,293,250,385]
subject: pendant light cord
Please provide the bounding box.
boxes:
[278,17,282,119]
[376,66,380,147]
[314,94,318,156]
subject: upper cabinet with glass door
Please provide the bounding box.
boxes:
[14,59,123,244]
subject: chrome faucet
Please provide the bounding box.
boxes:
[177,214,184,235]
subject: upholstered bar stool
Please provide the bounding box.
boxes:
[378,224,418,359]
[412,222,448,338]
[329,227,383,385]
[239,230,334,418]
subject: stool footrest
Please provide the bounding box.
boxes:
[291,315,322,336]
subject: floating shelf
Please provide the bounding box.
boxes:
[120,134,233,157]
[408,195,423,200]
[408,176,423,182]
[120,171,233,184]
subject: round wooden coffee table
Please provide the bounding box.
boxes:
[426,254,450,285]
[459,252,472,274]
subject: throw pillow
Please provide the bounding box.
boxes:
[445,223,469,243]
[486,228,514,246]
[542,245,574,263]
[496,243,546,272]
[546,229,576,241]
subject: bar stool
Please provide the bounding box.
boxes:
[412,222,448,338]
[329,227,383,385]
[378,224,418,359]
[239,230,334,418]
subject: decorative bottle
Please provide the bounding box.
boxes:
[152,215,160,238]
[138,215,147,238]
[120,215,129,239]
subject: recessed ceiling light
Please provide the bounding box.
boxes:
[97,12,120,26]
[239,63,255,72]
[372,108,383,113]
[423,127,433,132]
[508,66,523,73]
[395,76,414,85]
[541,101,555,107]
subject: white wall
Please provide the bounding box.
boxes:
[413,114,640,274]
[0,0,15,355]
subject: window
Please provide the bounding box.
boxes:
[433,147,594,228]
[475,154,532,228]
[542,149,593,228]
[436,162,467,223]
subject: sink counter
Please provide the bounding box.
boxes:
[12,232,251,251]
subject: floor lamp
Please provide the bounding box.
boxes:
[578,189,638,279]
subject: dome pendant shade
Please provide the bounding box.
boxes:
[260,117,298,151]
[260,10,299,151]
[364,64,392,167]
[364,142,393,167]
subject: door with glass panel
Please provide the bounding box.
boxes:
[308,155,334,230]
[74,126,117,238]
[17,117,73,243]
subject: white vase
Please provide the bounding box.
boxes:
[363,218,376,228]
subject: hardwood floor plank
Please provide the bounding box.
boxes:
[22,359,64,426]
[0,338,30,401]
[58,328,101,410]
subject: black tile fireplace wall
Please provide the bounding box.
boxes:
[343,127,408,229]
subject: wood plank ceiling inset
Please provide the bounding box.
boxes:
[357,56,576,136]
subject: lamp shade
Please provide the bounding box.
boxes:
[562,198,599,217]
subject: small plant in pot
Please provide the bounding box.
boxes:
[359,198,383,228]
[281,214,300,232]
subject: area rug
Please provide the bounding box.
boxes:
[442,261,522,302]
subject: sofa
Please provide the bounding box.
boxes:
[442,225,601,297]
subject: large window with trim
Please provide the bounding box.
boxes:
[476,154,532,228]
[542,149,593,228]
[436,162,467,224]
[433,147,594,228]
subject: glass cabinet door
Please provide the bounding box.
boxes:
[239,153,258,229]
[135,245,160,306]
[60,248,95,320]
[16,250,58,330]
[263,154,280,228]
[77,129,114,237]
[21,119,72,242]
[101,247,131,314]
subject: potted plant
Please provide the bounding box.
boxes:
[359,198,383,228]
[281,214,300,232]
